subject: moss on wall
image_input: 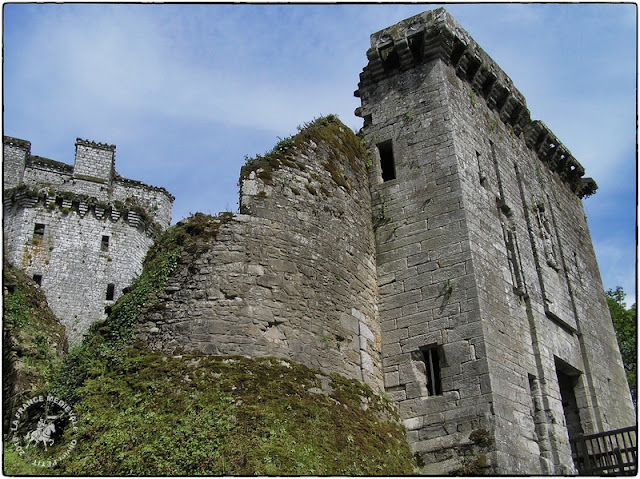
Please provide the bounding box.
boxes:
[4,211,414,475]
[3,261,68,435]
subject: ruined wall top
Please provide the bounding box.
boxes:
[355,8,597,198]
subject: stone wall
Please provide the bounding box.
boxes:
[355,8,634,475]
[3,136,174,343]
[135,118,384,391]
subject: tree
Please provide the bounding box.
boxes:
[606,287,636,405]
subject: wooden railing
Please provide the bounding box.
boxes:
[570,426,637,475]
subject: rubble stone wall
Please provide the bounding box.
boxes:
[136,121,384,390]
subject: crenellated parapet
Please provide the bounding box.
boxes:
[355,8,596,198]
[3,135,174,228]
[3,135,173,343]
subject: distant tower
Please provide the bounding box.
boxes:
[3,137,174,343]
[356,8,635,474]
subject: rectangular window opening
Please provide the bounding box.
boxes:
[106,283,115,301]
[377,140,396,182]
[101,235,110,252]
[421,346,442,396]
[32,274,43,286]
[33,223,46,240]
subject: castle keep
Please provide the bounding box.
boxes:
[3,8,634,475]
[3,137,174,343]
[355,8,634,473]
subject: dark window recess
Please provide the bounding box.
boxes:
[106,283,115,301]
[378,44,400,71]
[407,31,425,61]
[33,223,46,240]
[377,140,396,182]
[421,346,443,396]
[32,274,43,286]
[101,235,110,252]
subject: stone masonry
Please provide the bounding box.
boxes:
[135,120,384,390]
[2,8,634,476]
[3,137,174,343]
[355,8,635,474]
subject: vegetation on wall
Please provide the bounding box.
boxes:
[50,350,414,476]
[4,212,415,476]
[240,114,368,193]
[3,261,67,434]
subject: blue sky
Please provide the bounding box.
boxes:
[3,3,636,305]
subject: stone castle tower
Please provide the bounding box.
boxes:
[2,7,634,475]
[3,136,174,343]
[355,8,635,474]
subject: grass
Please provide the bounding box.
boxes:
[4,211,415,475]
[240,114,368,194]
[50,350,414,476]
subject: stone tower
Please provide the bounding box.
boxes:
[3,136,174,343]
[355,8,635,474]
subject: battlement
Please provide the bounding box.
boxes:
[3,135,174,226]
[355,8,596,198]
[3,135,174,342]
[73,137,116,184]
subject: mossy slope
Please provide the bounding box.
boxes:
[5,211,414,475]
[3,261,68,434]
[55,349,414,475]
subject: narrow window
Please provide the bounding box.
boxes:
[377,140,396,182]
[101,235,110,252]
[476,151,488,188]
[412,346,443,396]
[32,274,43,286]
[33,223,46,241]
[422,346,442,396]
[106,283,115,301]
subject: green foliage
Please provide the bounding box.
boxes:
[606,287,636,403]
[3,443,49,475]
[373,202,391,230]
[470,90,478,106]
[3,262,67,426]
[5,210,415,475]
[49,213,229,404]
[5,289,30,328]
[240,114,368,191]
[44,349,415,476]
[443,279,454,299]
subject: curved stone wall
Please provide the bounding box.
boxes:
[136,118,384,390]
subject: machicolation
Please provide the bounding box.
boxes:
[3,136,174,343]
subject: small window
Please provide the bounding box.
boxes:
[377,140,396,182]
[420,346,442,396]
[32,274,43,286]
[33,223,46,241]
[106,283,115,301]
[101,235,110,252]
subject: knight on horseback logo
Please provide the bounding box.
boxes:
[9,394,79,468]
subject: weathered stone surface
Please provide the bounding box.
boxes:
[3,137,174,343]
[135,118,384,390]
[356,7,634,476]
